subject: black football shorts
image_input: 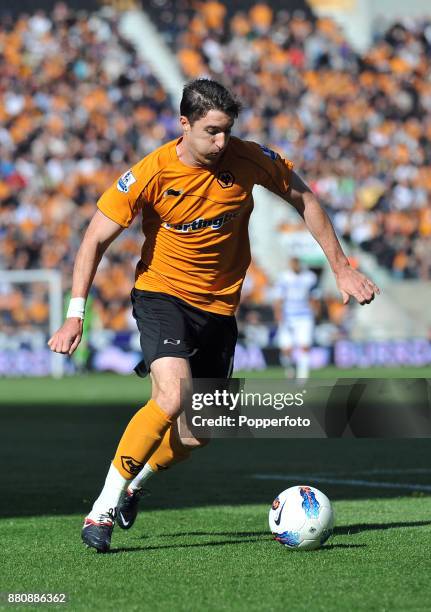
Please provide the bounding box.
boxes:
[131,289,238,378]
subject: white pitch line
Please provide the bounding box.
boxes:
[267,468,431,478]
[309,468,431,477]
[252,474,431,492]
[353,468,431,476]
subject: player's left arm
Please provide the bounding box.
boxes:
[283,171,380,305]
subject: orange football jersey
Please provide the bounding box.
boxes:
[97,136,293,315]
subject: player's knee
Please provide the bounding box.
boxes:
[152,388,182,416]
[150,358,193,416]
[153,381,193,417]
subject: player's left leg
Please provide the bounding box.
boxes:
[117,310,237,531]
[277,323,295,378]
[82,356,190,551]
[296,346,311,379]
[124,412,207,485]
[293,316,315,379]
[127,306,237,490]
[117,416,208,530]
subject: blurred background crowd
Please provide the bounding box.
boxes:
[0,2,178,335]
[1,0,430,371]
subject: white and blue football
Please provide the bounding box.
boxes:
[269,485,334,550]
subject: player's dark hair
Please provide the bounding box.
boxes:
[180,78,242,124]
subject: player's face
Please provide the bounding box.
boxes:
[180,110,234,167]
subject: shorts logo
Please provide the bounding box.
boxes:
[164,338,181,345]
[121,456,145,476]
[217,170,235,188]
[117,169,137,193]
[259,145,277,161]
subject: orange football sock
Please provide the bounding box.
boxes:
[147,424,191,471]
[112,399,173,479]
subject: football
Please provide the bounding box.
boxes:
[269,485,334,550]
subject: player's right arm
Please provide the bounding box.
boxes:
[47,210,124,355]
[245,141,380,305]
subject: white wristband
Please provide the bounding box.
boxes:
[66,297,86,319]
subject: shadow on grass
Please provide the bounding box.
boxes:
[2,403,431,518]
[108,537,265,553]
[334,520,431,535]
[106,541,366,554]
[153,520,431,540]
[104,519,431,553]
[320,544,366,550]
[154,530,269,538]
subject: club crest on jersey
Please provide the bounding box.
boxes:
[163,211,239,233]
[117,169,136,193]
[259,145,277,161]
[217,170,235,188]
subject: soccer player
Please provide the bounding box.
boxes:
[48,79,379,552]
[274,257,318,379]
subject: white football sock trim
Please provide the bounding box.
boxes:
[91,463,128,515]
[129,463,155,491]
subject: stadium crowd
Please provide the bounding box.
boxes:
[1,1,430,347]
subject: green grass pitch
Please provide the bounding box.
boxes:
[1,367,431,611]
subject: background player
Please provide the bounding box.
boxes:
[274,257,317,379]
[48,78,379,552]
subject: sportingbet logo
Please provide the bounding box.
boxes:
[163,211,239,233]
[117,169,137,193]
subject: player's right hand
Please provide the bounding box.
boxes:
[47,318,83,355]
